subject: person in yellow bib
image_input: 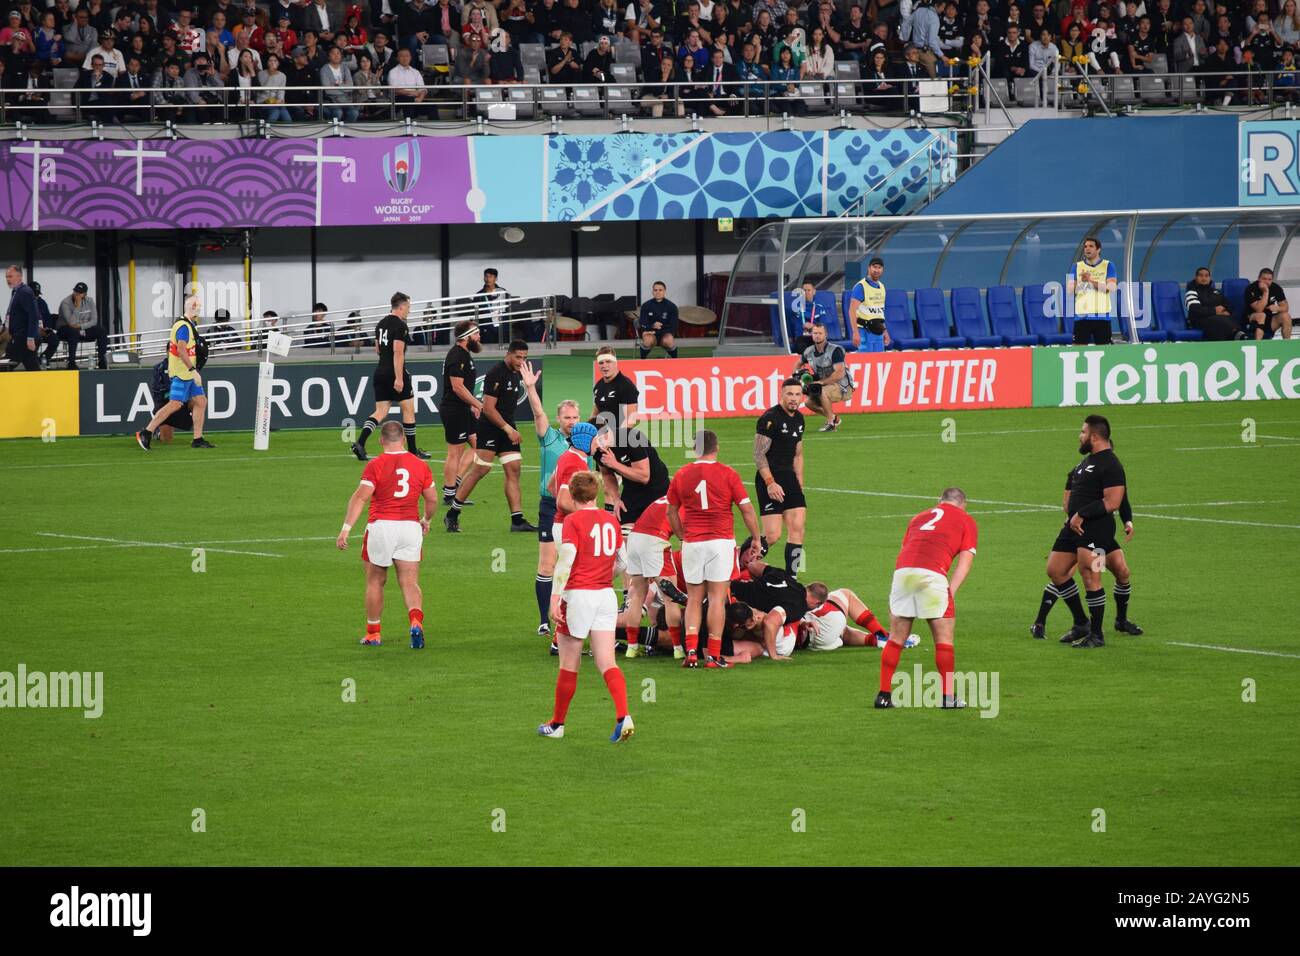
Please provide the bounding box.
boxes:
[848,256,891,352]
[135,296,214,450]
[1067,236,1118,346]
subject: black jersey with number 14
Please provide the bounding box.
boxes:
[1066,448,1126,516]
[375,313,411,375]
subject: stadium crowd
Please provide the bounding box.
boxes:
[1,0,1295,122]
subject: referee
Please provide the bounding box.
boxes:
[439,320,483,506]
[1053,415,1128,649]
[351,292,432,462]
[753,378,807,574]
[1067,236,1117,346]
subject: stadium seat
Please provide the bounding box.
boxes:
[914,288,965,349]
[538,86,570,114]
[885,288,923,349]
[833,62,860,109]
[986,286,1037,346]
[951,287,1001,347]
[1012,77,1039,106]
[1112,75,1139,104]
[1137,75,1167,103]
[1023,284,1072,345]
[573,86,604,115]
[1222,277,1249,319]
[505,85,537,119]
[1152,280,1204,341]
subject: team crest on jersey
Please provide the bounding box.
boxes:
[383,142,421,193]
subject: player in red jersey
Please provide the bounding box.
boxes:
[336,421,439,649]
[622,495,675,660]
[666,429,763,669]
[547,421,599,545]
[538,471,635,743]
[876,487,978,710]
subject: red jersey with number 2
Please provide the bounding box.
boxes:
[562,508,622,590]
[895,502,978,575]
[361,451,434,522]
[667,460,750,542]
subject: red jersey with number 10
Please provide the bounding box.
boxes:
[561,508,623,590]
[360,451,434,522]
[894,502,978,575]
[667,460,750,542]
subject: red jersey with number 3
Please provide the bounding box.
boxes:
[632,496,671,540]
[360,451,434,522]
[894,502,978,575]
[667,460,750,542]
[562,508,622,590]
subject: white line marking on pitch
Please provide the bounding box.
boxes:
[1175,443,1300,451]
[1167,642,1300,660]
[34,532,283,558]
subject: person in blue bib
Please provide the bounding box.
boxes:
[1067,236,1118,346]
[848,256,890,352]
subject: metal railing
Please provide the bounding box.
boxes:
[0,75,972,127]
[108,292,555,362]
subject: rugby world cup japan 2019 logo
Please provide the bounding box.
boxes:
[383,142,421,193]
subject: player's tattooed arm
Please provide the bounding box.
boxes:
[753,434,773,482]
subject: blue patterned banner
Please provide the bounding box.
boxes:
[544,129,952,222]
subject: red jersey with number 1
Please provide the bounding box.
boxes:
[894,502,978,575]
[667,460,750,542]
[562,508,622,590]
[360,451,434,522]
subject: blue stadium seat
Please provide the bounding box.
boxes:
[1222,277,1249,320]
[986,285,1037,346]
[841,288,856,339]
[1153,280,1203,342]
[812,290,846,341]
[1115,287,1155,342]
[915,288,965,349]
[885,288,922,349]
[951,286,1001,347]
[770,290,845,349]
[1023,284,1072,345]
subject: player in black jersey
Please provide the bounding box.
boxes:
[591,425,670,531]
[727,559,809,662]
[591,346,640,436]
[444,339,538,533]
[1029,464,1143,643]
[439,321,484,507]
[753,379,807,574]
[1033,415,1136,649]
[350,292,432,462]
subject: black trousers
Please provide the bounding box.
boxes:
[5,337,41,371]
[46,326,108,365]
[1073,318,1112,345]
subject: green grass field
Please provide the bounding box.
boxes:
[2,357,1298,866]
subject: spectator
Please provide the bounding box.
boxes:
[46,282,107,369]
[1059,20,1085,72]
[625,0,661,45]
[1125,15,1155,73]
[862,46,897,110]
[305,302,333,346]
[153,57,189,121]
[1028,27,1058,78]
[184,52,226,122]
[592,0,621,39]
[1087,16,1124,75]
[936,2,963,74]
[640,28,683,116]
[1,28,31,86]
[546,30,582,82]
[302,0,337,44]
[679,26,710,73]
[1279,0,1300,50]
[4,265,42,371]
[463,0,500,33]
[700,44,739,112]
[34,12,63,66]
[1184,267,1243,340]
[785,280,830,353]
[461,5,491,46]
[582,31,614,81]
[995,24,1030,90]
[320,43,358,118]
[227,30,263,73]
[734,37,768,100]
[501,0,536,45]
[301,30,326,70]
[532,0,563,47]
[810,2,841,47]
[1243,12,1282,72]
[1244,268,1291,340]
[488,28,523,83]
[353,51,382,112]
[342,5,368,53]
[75,52,116,116]
[62,6,97,66]
[1203,37,1238,105]
[747,8,777,62]
[210,10,235,49]
[894,42,924,112]
[387,44,429,115]
[256,51,292,120]
[205,29,232,81]
[170,8,204,54]
[557,0,593,44]
[803,25,834,79]
[30,279,55,366]
[453,28,489,82]
[1172,16,1208,76]
[234,8,265,51]
[906,0,942,77]
[637,280,678,359]
[476,268,510,340]
[229,46,260,109]
[16,57,51,121]
[1152,0,1178,52]
[399,0,441,54]
[769,43,803,106]
[271,12,299,55]
[115,54,149,120]
[286,46,320,119]
[365,29,395,76]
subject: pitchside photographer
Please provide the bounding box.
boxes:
[795,320,856,433]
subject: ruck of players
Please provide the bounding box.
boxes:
[334,294,1143,743]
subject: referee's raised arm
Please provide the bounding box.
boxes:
[521,360,549,439]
